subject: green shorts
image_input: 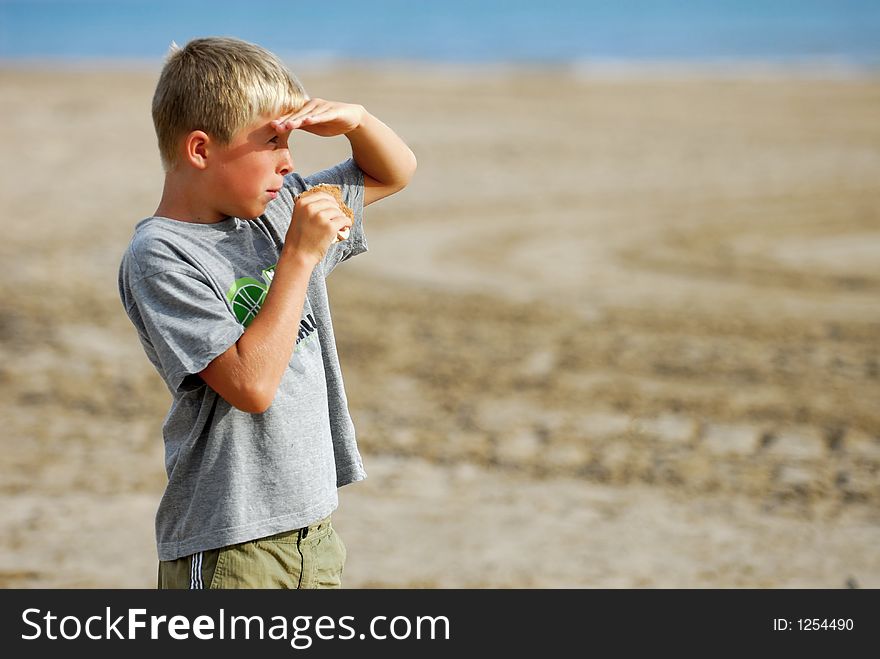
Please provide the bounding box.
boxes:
[157,516,346,589]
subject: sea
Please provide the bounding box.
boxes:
[1,0,879,70]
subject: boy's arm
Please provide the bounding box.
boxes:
[347,111,417,206]
[274,99,417,206]
[199,191,349,413]
[205,101,415,413]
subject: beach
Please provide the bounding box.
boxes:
[0,64,878,587]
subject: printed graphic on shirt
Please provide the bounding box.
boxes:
[225,265,318,362]
[226,265,276,328]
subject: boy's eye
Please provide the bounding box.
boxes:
[268,136,279,144]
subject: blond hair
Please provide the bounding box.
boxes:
[152,37,308,170]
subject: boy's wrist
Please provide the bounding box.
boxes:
[279,244,321,271]
[344,106,370,137]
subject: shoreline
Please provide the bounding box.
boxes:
[2,55,879,81]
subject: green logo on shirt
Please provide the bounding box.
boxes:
[226,265,275,327]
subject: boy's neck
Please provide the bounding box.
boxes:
[154,171,227,224]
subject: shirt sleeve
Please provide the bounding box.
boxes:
[130,269,244,394]
[283,158,367,276]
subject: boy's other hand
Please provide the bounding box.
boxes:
[271,99,365,138]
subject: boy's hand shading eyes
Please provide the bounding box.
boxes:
[272,99,366,137]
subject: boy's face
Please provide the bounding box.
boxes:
[208,115,293,220]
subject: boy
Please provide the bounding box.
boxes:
[117,37,416,588]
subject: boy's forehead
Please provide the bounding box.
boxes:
[254,110,294,129]
[234,109,295,142]
[240,115,279,138]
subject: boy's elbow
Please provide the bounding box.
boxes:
[235,397,272,415]
[199,347,277,414]
[401,148,417,185]
[390,147,417,187]
[227,380,276,414]
[388,150,417,195]
[365,152,417,205]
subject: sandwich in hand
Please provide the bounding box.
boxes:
[294,183,353,243]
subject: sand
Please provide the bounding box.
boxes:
[0,64,878,588]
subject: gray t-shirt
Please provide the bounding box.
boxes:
[118,159,367,561]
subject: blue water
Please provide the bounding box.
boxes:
[1,0,880,66]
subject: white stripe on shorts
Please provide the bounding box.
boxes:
[190,551,203,589]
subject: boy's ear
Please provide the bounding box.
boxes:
[182,130,211,170]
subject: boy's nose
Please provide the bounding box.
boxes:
[278,150,293,176]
